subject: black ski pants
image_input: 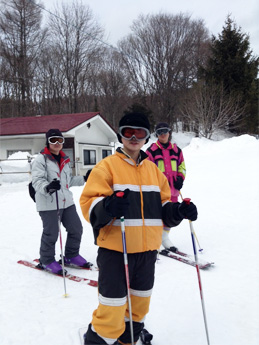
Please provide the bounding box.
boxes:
[84,248,157,344]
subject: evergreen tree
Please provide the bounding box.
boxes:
[201,16,258,134]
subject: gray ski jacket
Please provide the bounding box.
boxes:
[32,148,84,212]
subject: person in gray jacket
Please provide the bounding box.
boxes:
[32,128,92,274]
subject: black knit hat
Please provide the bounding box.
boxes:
[119,113,150,130]
[46,128,63,147]
[117,113,150,143]
[155,122,172,141]
[155,122,170,131]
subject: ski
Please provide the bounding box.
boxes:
[158,249,214,269]
[172,249,190,257]
[160,246,195,258]
[17,260,98,287]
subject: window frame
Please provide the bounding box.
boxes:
[83,149,96,166]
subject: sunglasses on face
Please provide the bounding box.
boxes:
[119,126,150,141]
[48,136,65,145]
[156,128,170,136]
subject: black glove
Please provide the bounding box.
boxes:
[178,201,197,221]
[46,180,61,194]
[103,189,130,218]
[173,176,183,190]
[84,169,92,182]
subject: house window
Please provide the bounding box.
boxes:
[102,149,112,159]
[83,150,96,165]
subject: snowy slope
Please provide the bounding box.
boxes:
[0,134,258,345]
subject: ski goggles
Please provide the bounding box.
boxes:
[155,127,170,136]
[48,136,65,145]
[119,126,150,141]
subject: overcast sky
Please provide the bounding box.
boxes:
[41,0,259,56]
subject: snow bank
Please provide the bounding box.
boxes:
[0,151,35,184]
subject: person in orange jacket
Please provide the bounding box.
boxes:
[80,112,197,345]
[146,122,186,252]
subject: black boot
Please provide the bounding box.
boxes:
[83,324,119,344]
[118,321,144,344]
[140,328,153,344]
[83,324,107,344]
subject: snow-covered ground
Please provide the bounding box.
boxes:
[0,133,259,345]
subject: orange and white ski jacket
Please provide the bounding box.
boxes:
[80,148,183,253]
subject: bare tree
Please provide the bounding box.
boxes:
[180,82,246,138]
[118,13,210,125]
[93,48,132,127]
[46,0,105,114]
[35,46,65,115]
[0,0,47,116]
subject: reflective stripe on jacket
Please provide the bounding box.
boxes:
[32,148,84,211]
[146,140,186,202]
[80,148,182,253]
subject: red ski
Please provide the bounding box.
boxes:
[17,259,98,287]
[158,249,214,269]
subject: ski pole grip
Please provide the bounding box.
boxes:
[183,197,191,205]
[116,191,124,198]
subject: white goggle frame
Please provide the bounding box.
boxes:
[119,126,150,142]
[48,136,65,145]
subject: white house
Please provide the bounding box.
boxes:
[0,112,118,176]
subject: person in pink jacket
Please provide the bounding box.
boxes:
[146,122,186,251]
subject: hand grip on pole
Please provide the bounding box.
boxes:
[180,192,203,252]
[183,197,191,205]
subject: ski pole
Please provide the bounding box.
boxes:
[55,189,68,298]
[116,191,134,345]
[179,191,203,252]
[183,198,210,345]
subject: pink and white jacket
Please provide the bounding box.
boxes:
[146,140,186,202]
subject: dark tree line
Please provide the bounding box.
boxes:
[0,0,258,135]
[200,16,258,134]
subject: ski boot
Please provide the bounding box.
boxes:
[140,328,153,345]
[162,230,178,252]
[63,254,93,269]
[38,260,66,276]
